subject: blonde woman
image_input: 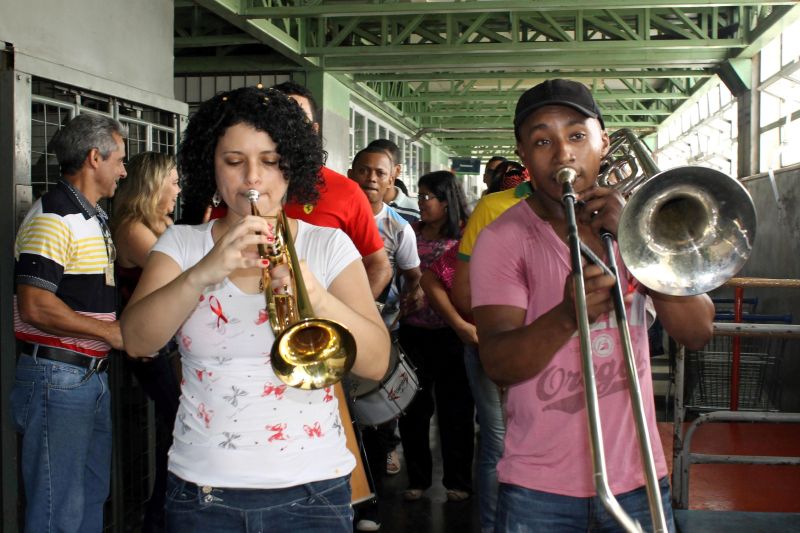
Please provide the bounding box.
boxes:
[111,151,181,533]
[113,152,181,277]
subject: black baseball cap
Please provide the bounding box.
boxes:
[513,79,605,136]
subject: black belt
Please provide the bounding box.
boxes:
[22,342,110,373]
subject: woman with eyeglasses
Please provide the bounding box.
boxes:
[111,151,182,532]
[397,170,475,503]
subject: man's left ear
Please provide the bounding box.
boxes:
[600,130,611,157]
[88,147,102,169]
[312,122,320,134]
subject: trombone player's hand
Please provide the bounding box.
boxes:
[577,186,625,237]
[560,264,625,326]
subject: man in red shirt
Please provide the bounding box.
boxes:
[274,81,392,299]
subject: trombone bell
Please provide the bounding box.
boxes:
[618,165,757,296]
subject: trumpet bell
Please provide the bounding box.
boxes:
[271,318,357,390]
[618,166,757,296]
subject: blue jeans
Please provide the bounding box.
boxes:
[464,343,505,533]
[165,472,354,532]
[9,353,112,533]
[496,477,675,533]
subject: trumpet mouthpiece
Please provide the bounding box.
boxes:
[556,167,578,185]
[246,189,260,203]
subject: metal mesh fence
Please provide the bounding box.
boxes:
[685,335,785,411]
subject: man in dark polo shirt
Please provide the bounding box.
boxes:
[10,113,127,532]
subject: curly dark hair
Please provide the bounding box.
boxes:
[178,86,324,223]
[418,170,470,239]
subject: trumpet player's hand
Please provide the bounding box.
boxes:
[268,259,328,312]
[560,264,619,326]
[577,187,625,237]
[189,215,271,289]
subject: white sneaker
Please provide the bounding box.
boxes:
[386,450,401,475]
[356,518,381,531]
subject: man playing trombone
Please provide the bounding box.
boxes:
[470,79,714,532]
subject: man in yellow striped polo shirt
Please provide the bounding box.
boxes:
[11,113,127,532]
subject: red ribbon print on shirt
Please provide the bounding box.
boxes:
[208,295,228,328]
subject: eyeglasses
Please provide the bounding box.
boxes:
[419,193,438,201]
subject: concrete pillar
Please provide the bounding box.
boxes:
[737,54,760,178]
[305,72,352,174]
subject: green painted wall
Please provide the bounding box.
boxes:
[305,72,352,173]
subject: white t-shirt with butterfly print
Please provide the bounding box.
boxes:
[151,219,361,489]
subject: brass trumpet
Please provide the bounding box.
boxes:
[247,190,356,390]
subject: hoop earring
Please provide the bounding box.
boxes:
[211,190,221,208]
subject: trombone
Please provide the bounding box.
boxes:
[557,129,756,532]
[247,190,356,390]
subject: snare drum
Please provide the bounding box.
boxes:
[349,341,420,427]
[342,341,398,399]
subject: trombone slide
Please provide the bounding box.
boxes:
[558,167,666,533]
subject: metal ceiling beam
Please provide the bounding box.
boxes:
[352,69,714,82]
[419,119,659,129]
[321,49,728,71]
[305,39,743,57]
[174,35,259,48]
[243,1,795,19]
[174,55,299,74]
[411,108,673,119]
[735,4,800,57]
[383,91,689,103]
[191,0,317,68]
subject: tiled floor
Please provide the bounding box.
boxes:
[356,423,482,533]
[660,421,800,513]
[361,410,800,532]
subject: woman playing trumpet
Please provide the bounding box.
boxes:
[121,86,389,532]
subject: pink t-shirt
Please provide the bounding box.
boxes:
[470,200,666,497]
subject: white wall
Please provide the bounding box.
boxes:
[734,167,800,410]
[0,0,174,99]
